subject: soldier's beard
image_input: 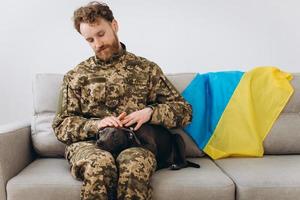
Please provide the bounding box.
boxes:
[95,33,120,61]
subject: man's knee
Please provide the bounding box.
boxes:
[66,141,117,180]
[80,154,117,181]
[117,147,157,179]
[116,147,156,200]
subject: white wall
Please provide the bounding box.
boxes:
[1,0,300,125]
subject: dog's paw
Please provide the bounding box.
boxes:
[169,164,182,170]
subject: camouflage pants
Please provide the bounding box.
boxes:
[65,141,157,200]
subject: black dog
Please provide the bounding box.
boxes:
[96,124,200,170]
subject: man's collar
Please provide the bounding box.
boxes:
[93,42,127,66]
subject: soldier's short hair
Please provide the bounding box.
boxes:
[73,1,114,33]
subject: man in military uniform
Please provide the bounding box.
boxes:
[52,1,192,200]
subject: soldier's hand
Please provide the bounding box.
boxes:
[97,112,127,130]
[121,108,153,131]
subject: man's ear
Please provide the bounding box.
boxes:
[111,19,119,32]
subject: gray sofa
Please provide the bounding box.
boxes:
[1,72,300,200]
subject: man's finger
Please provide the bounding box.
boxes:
[125,119,136,127]
[109,116,123,127]
[121,116,132,125]
[104,121,113,127]
[134,121,143,131]
[102,119,112,126]
[114,117,123,127]
[109,118,119,127]
[118,112,127,120]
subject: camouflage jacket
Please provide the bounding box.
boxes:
[52,43,192,145]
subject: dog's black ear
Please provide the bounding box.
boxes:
[131,132,142,146]
[119,127,142,146]
[97,128,107,140]
[98,127,109,133]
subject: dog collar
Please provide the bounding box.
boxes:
[119,127,141,145]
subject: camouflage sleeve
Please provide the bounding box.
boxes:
[52,74,100,145]
[147,63,192,129]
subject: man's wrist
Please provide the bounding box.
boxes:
[146,105,154,115]
[146,104,155,111]
[83,118,102,137]
[146,105,155,122]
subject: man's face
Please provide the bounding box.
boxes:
[80,18,120,61]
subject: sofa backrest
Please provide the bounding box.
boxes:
[264,73,300,154]
[31,72,300,158]
[31,73,203,157]
[32,74,65,157]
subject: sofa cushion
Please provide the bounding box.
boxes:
[215,155,300,200]
[7,158,234,200]
[264,113,300,154]
[152,157,234,200]
[282,73,300,113]
[263,73,300,154]
[31,74,65,157]
[7,159,81,200]
[31,113,65,157]
[31,73,203,157]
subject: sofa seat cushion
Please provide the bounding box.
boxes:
[215,155,300,200]
[152,157,234,200]
[7,158,81,200]
[7,157,234,200]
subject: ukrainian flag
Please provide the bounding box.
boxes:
[182,67,293,159]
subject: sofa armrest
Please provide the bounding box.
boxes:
[0,121,35,200]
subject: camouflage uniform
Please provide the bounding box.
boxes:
[52,43,192,200]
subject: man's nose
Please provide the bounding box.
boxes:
[95,39,104,50]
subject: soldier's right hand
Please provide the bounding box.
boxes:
[97,112,127,130]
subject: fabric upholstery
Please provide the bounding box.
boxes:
[152,158,234,200]
[31,113,65,157]
[282,73,300,113]
[7,158,234,200]
[0,123,35,200]
[215,155,300,200]
[264,73,300,154]
[264,113,300,154]
[7,159,81,200]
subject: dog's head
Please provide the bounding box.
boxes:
[96,127,141,155]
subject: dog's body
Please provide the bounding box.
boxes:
[96,124,200,170]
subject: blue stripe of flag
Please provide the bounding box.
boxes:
[182,71,244,149]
